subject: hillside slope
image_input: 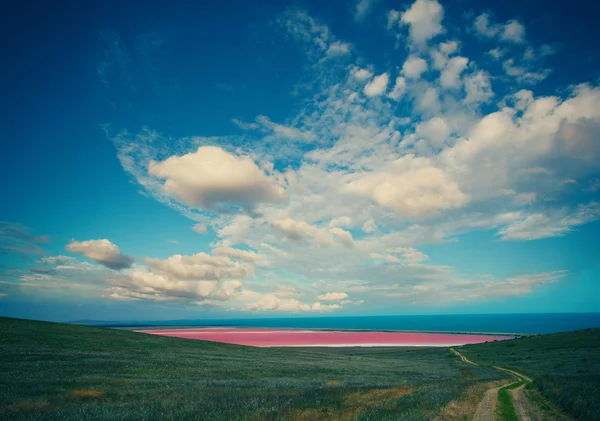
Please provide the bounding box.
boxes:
[460,328,600,420]
[0,317,503,420]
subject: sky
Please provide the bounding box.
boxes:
[1,0,599,322]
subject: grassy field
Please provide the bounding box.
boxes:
[0,317,505,420]
[460,328,600,420]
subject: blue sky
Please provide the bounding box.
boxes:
[1,0,599,322]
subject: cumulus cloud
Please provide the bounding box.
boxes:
[351,67,374,81]
[273,218,333,246]
[502,59,550,84]
[66,239,134,270]
[148,146,286,212]
[439,56,468,88]
[501,20,525,43]
[325,41,351,58]
[243,293,342,312]
[387,247,428,263]
[390,0,444,45]
[364,73,389,97]
[111,269,243,303]
[474,13,525,43]
[102,5,600,313]
[318,292,349,301]
[347,156,470,217]
[329,216,353,228]
[142,253,249,280]
[362,220,378,233]
[330,227,354,247]
[464,71,493,104]
[388,76,406,100]
[109,247,258,303]
[402,55,428,79]
[416,117,451,146]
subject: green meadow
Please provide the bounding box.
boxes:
[461,328,600,420]
[1,317,598,420]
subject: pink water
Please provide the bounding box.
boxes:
[138,328,512,347]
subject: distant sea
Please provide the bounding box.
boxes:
[99,313,600,335]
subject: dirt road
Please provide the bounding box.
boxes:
[450,348,530,421]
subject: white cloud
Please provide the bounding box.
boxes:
[388,76,406,100]
[232,118,259,130]
[501,20,525,43]
[473,13,499,38]
[464,70,494,104]
[318,292,349,301]
[430,40,459,69]
[311,302,342,312]
[486,47,505,60]
[387,247,428,263]
[325,41,351,58]
[502,59,550,84]
[192,223,208,234]
[364,73,389,97]
[418,87,441,112]
[498,203,600,240]
[66,239,133,270]
[402,55,428,79]
[38,256,76,266]
[255,115,314,141]
[347,156,470,217]
[352,67,374,81]
[354,0,378,21]
[329,216,352,228]
[148,146,286,212]
[213,247,268,264]
[474,13,525,43]
[103,7,600,313]
[143,253,249,281]
[393,0,444,45]
[439,56,468,88]
[330,227,354,247]
[243,294,342,312]
[111,268,243,303]
[416,117,451,146]
[362,220,378,233]
[273,218,317,241]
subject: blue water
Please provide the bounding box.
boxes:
[105,313,600,335]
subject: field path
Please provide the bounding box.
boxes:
[510,383,535,421]
[472,386,502,421]
[450,348,534,421]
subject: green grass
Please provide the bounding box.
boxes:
[0,317,505,420]
[495,380,525,421]
[460,328,600,421]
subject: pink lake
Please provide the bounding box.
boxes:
[138,328,513,347]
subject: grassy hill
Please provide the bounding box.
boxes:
[460,328,600,420]
[0,317,504,420]
[2,317,598,420]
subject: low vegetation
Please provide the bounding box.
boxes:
[0,317,504,420]
[461,328,600,420]
[2,317,598,420]
[496,380,524,421]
